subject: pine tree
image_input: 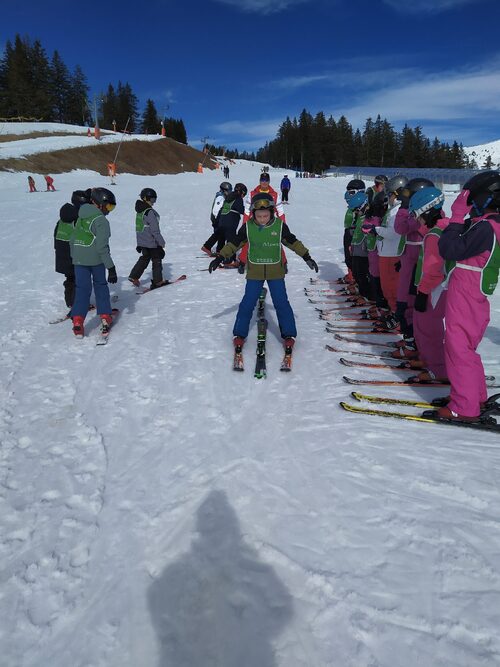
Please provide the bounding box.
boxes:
[66,65,90,125]
[101,84,117,130]
[482,154,493,169]
[50,50,71,122]
[141,99,159,133]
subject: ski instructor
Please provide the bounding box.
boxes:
[208,192,319,353]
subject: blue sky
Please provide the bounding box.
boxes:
[3,0,500,151]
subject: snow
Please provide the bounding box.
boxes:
[464,139,500,169]
[1,155,500,667]
[0,123,164,159]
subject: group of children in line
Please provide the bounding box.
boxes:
[341,171,500,422]
[28,175,55,192]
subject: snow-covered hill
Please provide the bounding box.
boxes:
[1,160,500,667]
[464,138,500,169]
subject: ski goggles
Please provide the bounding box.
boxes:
[252,199,274,210]
[104,202,116,212]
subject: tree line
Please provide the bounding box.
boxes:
[0,34,187,142]
[254,110,480,172]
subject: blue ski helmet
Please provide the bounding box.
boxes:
[409,187,445,218]
[347,191,368,211]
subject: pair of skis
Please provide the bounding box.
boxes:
[340,392,500,433]
[232,288,292,375]
[136,274,187,294]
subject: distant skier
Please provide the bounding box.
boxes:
[280,174,291,203]
[70,188,118,338]
[27,175,37,192]
[208,192,319,354]
[128,188,166,289]
[54,189,91,310]
[45,175,56,191]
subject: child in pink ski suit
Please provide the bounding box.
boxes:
[409,187,449,382]
[438,173,500,420]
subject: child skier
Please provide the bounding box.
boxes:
[208,192,318,354]
[128,188,166,289]
[70,188,118,338]
[54,189,91,310]
[201,181,232,257]
[339,179,365,285]
[408,186,449,382]
[28,175,37,192]
[437,170,500,421]
[45,175,56,191]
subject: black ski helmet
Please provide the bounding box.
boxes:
[374,174,388,186]
[386,175,408,196]
[399,177,434,202]
[463,170,500,214]
[140,187,157,201]
[251,192,274,213]
[71,189,91,208]
[91,187,116,209]
[346,179,365,191]
[234,182,248,197]
[219,181,232,194]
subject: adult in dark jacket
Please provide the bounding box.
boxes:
[128,188,166,288]
[54,189,91,308]
[218,183,247,265]
[280,175,291,203]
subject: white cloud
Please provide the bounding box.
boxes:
[329,66,500,131]
[211,118,282,138]
[213,0,308,14]
[383,0,477,13]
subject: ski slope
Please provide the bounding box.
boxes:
[1,161,500,667]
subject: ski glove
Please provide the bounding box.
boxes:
[136,246,142,253]
[303,254,319,272]
[158,247,165,259]
[238,262,245,274]
[361,222,377,235]
[450,189,472,223]
[107,266,118,284]
[208,256,224,273]
[394,260,402,272]
[414,292,428,313]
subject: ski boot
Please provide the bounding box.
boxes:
[128,276,140,287]
[200,246,215,257]
[233,336,245,371]
[100,313,113,335]
[281,337,295,372]
[72,315,85,338]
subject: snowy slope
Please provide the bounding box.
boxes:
[1,161,500,667]
[464,139,500,169]
[0,122,163,159]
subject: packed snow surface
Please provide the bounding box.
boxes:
[1,158,500,667]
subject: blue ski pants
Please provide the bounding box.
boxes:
[72,264,112,318]
[233,278,297,339]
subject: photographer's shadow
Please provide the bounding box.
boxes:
[148,490,293,667]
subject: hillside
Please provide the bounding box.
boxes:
[0,122,216,174]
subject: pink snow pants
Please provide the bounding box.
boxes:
[379,256,399,312]
[413,290,447,378]
[444,271,489,417]
[396,244,420,326]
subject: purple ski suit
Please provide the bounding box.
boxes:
[394,207,424,326]
[438,213,500,417]
[413,218,449,379]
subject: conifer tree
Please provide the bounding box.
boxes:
[141,99,160,134]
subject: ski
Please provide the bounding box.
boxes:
[136,274,187,294]
[280,342,294,372]
[333,333,403,348]
[343,375,500,388]
[350,390,500,411]
[49,302,102,324]
[339,401,500,433]
[339,357,417,372]
[96,308,120,346]
[233,349,244,371]
[254,288,268,379]
[325,344,396,360]
[326,326,399,336]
